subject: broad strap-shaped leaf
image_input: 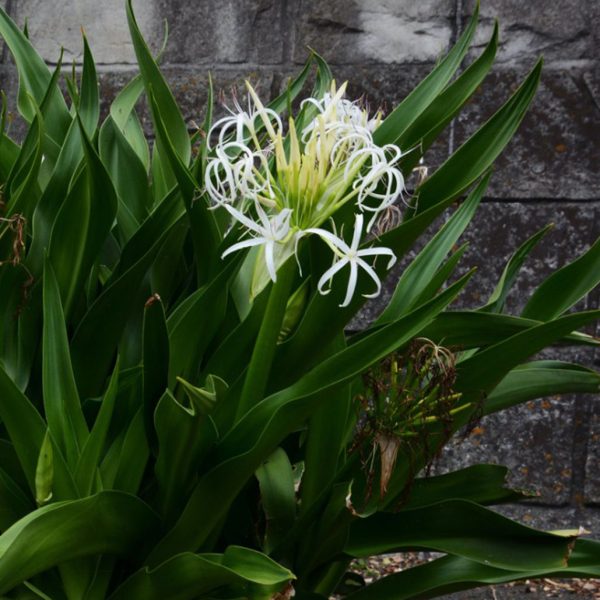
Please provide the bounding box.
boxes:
[455,309,600,401]
[419,311,598,349]
[99,116,150,238]
[42,260,89,468]
[256,448,297,554]
[0,491,158,595]
[479,223,553,313]
[126,0,190,165]
[300,335,351,514]
[110,546,294,600]
[409,243,468,309]
[0,5,70,137]
[109,74,150,170]
[154,387,219,523]
[47,118,118,318]
[0,368,77,499]
[237,260,297,419]
[522,235,600,321]
[74,361,120,495]
[398,21,498,170]
[373,1,479,145]
[415,59,542,214]
[148,272,473,563]
[345,499,576,571]
[78,34,100,136]
[107,408,149,495]
[167,254,242,386]
[402,464,526,510]
[376,173,488,324]
[345,541,600,600]
[148,88,221,284]
[484,361,600,415]
[142,295,169,454]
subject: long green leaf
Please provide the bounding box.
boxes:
[346,499,575,571]
[109,74,150,170]
[0,6,70,136]
[126,0,190,165]
[110,546,294,600]
[167,254,242,386]
[0,365,77,500]
[74,361,120,495]
[373,1,479,146]
[484,361,600,415]
[398,21,498,168]
[78,34,100,136]
[415,59,542,214]
[154,387,219,523]
[419,311,598,349]
[345,542,600,600]
[522,235,600,321]
[142,295,169,453]
[0,491,158,594]
[256,448,297,554]
[99,116,149,238]
[480,223,553,313]
[402,464,525,510]
[376,173,488,324]
[148,89,220,284]
[48,118,117,318]
[455,310,600,401]
[42,260,88,468]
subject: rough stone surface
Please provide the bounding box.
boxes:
[9,0,158,64]
[293,0,455,64]
[453,69,600,201]
[436,395,577,505]
[584,398,600,504]
[461,0,600,63]
[153,0,284,65]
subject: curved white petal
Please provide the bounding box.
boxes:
[316,257,349,296]
[341,260,359,307]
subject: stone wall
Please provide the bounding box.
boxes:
[1,0,599,533]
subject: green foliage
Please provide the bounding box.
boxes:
[0,1,598,598]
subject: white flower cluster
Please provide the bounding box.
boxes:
[205,82,404,307]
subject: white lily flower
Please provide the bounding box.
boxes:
[208,90,283,149]
[221,202,293,282]
[304,214,396,307]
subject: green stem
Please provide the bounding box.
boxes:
[235,259,296,420]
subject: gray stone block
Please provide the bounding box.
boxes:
[584,399,600,504]
[453,69,600,200]
[461,0,600,63]
[10,0,159,64]
[153,0,284,65]
[436,395,578,505]
[293,0,454,64]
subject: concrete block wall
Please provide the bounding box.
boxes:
[1,0,599,534]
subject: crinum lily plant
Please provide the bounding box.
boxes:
[1,1,600,599]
